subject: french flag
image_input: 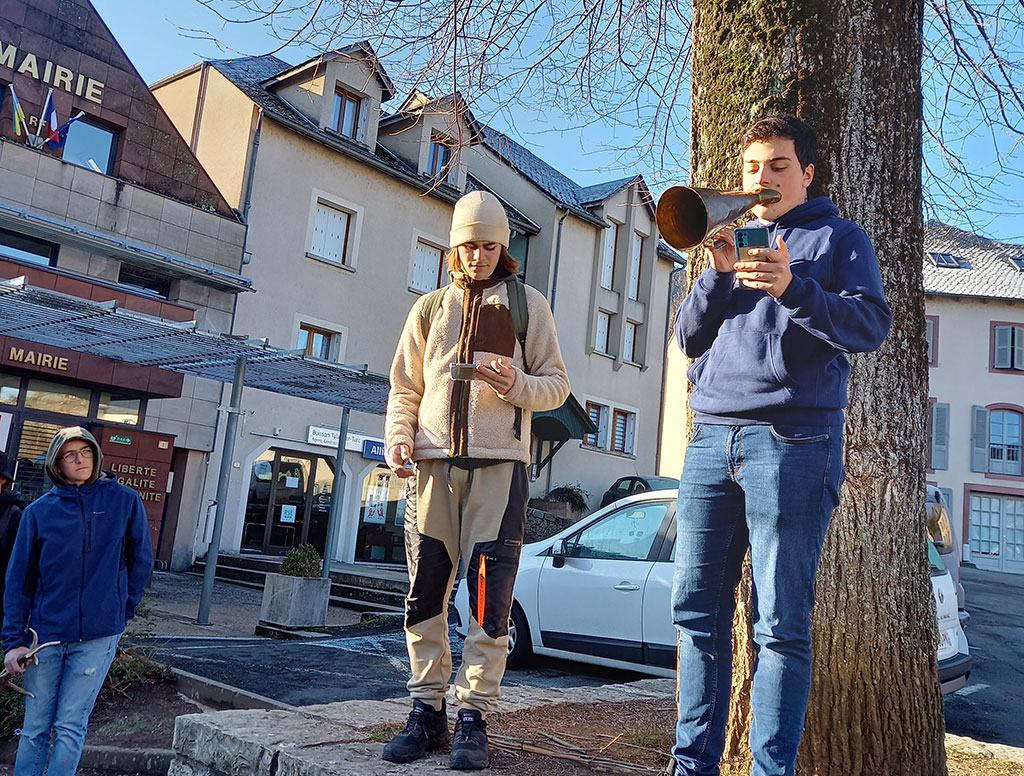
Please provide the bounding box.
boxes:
[43,89,60,147]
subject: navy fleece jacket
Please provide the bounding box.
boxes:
[675,197,892,426]
[2,476,154,651]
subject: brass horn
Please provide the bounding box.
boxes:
[656,187,782,250]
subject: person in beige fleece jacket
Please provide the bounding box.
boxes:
[383,191,569,770]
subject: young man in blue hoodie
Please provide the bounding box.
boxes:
[3,426,153,776]
[670,115,892,776]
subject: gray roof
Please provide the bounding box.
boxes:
[210,56,650,230]
[923,221,1024,301]
[209,56,456,196]
[578,177,639,205]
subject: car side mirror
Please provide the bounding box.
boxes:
[551,538,567,568]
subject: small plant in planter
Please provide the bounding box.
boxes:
[280,543,323,577]
[544,484,589,514]
[260,544,331,629]
[530,483,589,520]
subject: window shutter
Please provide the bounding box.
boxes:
[312,203,350,264]
[628,233,642,300]
[925,318,935,363]
[596,312,610,352]
[625,412,636,454]
[1014,326,1024,370]
[931,402,950,470]
[601,225,616,289]
[597,406,608,447]
[971,405,990,472]
[624,322,636,362]
[994,325,1012,369]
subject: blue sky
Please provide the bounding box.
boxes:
[91,0,1024,243]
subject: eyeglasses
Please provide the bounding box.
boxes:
[59,447,94,464]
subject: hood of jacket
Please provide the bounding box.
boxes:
[44,426,103,487]
[770,196,840,229]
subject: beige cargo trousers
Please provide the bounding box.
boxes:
[402,458,528,715]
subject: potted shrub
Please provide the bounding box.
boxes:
[259,544,331,629]
[530,483,589,521]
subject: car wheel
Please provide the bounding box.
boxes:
[505,603,532,670]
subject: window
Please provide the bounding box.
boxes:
[310,201,353,266]
[928,252,968,269]
[595,311,611,354]
[584,402,607,447]
[925,316,938,366]
[97,392,141,425]
[118,265,171,298]
[509,231,529,280]
[601,224,617,290]
[972,405,1023,477]
[0,372,21,405]
[410,240,445,293]
[567,501,669,561]
[0,228,57,267]
[624,322,638,363]
[993,324,1024,371]
[929,401,949,470]
[611,409,636,454]
[627,232,642,300]
[297,324,334,360]
[62,118,117,175]
[331,88,361,140]
[969,493,1024,567]
[24,379,90,416]
[427,136,453,180]
[990,410,1022,475]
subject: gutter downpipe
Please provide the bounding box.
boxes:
[549,204,570,313]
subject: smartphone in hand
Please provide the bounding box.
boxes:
[734,226,771,263]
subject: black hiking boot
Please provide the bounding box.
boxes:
[449,708,489,770]
[381,699,450,763]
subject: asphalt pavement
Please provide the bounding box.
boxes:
[942,565,1024,749]
[131,567,1024,751]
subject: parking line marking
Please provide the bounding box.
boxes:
[954,683,989,697]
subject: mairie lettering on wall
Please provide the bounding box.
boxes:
[0,42,105,105]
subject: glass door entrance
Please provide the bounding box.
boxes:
[242,449,334,557]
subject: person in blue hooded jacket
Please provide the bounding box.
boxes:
[3,426,153,776]
[669,115,892,776]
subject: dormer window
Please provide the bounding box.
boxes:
[427,135,453,181]
[332,87,362,140]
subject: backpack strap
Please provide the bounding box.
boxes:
[417,287,448,341]
[505,278,530,374]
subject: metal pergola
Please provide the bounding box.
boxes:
[0,276,390,622]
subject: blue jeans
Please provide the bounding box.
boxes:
[671,424,844,776]
[14,633,122,776]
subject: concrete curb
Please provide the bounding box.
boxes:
[171,666,296,711]
[0,743,172,775]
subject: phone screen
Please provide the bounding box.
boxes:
[735,226,771,263]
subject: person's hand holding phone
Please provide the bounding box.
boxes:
[475,358,517,396]
[386,442,416,478]
[734,235,792,298]
[704,226,738,273]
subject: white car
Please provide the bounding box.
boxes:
[454,490,971,693]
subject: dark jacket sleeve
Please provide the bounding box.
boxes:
[3,508,38,652]
[774,226,892,353]
[124,492,154,620]
[674,267,736,358]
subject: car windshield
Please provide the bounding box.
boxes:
[647,477,680,490]
[926,498,955,555]
[928,539,946,575]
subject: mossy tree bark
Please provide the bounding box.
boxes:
[683,0,946,774]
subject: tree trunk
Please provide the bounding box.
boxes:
[687,0,946,773]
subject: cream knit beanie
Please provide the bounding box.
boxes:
[449,191,510,248]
